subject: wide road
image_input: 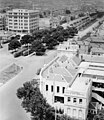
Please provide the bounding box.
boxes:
[0,45,57,120]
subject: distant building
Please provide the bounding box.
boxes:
[0,13,6,30]
[6,9,39,33]
[57,40,79,55]
[50,16,60,28]
[61,16,91,30]
[39,18,50,29]
[51,8,66,17]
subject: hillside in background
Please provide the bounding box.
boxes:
[0,0,104,10]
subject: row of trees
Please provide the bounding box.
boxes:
[17,80,78,120]
[8,26,78,56]
[32,26,78,50]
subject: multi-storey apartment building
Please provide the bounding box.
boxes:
[6,9,39,33]
[0,13,6,30]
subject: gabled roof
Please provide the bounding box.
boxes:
[63,75,73,84]
[53,67,70,77]
[59,55,68,63]
[66,68,78,77]
[72,56,81,66]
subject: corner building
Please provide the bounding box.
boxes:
[40,54,92,120]
[7,9,39,33]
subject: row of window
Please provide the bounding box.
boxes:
[46,85,65,93]
[9,16,28,19]
[68,97,83,104]
[67,108,83,118]
[11,20,28,22]
[9,26,28,29]
[9,12,28,15]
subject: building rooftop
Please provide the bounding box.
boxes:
[83,55,104,63]
[67,76,92,98]
[61,16,89,29]
[7,9,39,13]
[91,47,104,54]
[78,61,104,77]
[91,36,104,43]
[41,55,79,84]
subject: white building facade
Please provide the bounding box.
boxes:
[40,54,92,120]
[6,9,39,33]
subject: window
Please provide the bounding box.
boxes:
[9,19,12,21]
[24,20,28,22]
[14,26,18,28]
[73,109,76,118]
[9,26,12,28]
[79,99,82,104]
[68,97,71,102]
[14,20,17,22]
[67,108,71,115]
[46,85,48,91]
[57,86,59,93]
[62,87,65,93]
[54,96,64,103]
[51,85,53,92]
[14,13,17,15]
[14,16,17,19]
[9,16,12,18]
[78,110,83,119]
[24,23,28,26]
[24,13,28,15]
[24,17,28,19]
[73,98,77,103]
[14,23,17,25]
[24,27,28,29]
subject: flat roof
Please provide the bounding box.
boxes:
[91,48,104,53]
[67,77,92,97]
[7,9,39,13]
[78,62,104,76]
[83,55,104,63]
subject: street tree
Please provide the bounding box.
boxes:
[31,40,42,50]
[57,35,64,43]
[16,80,55,120]
[21,35,32,46]
[8,40,21,51]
